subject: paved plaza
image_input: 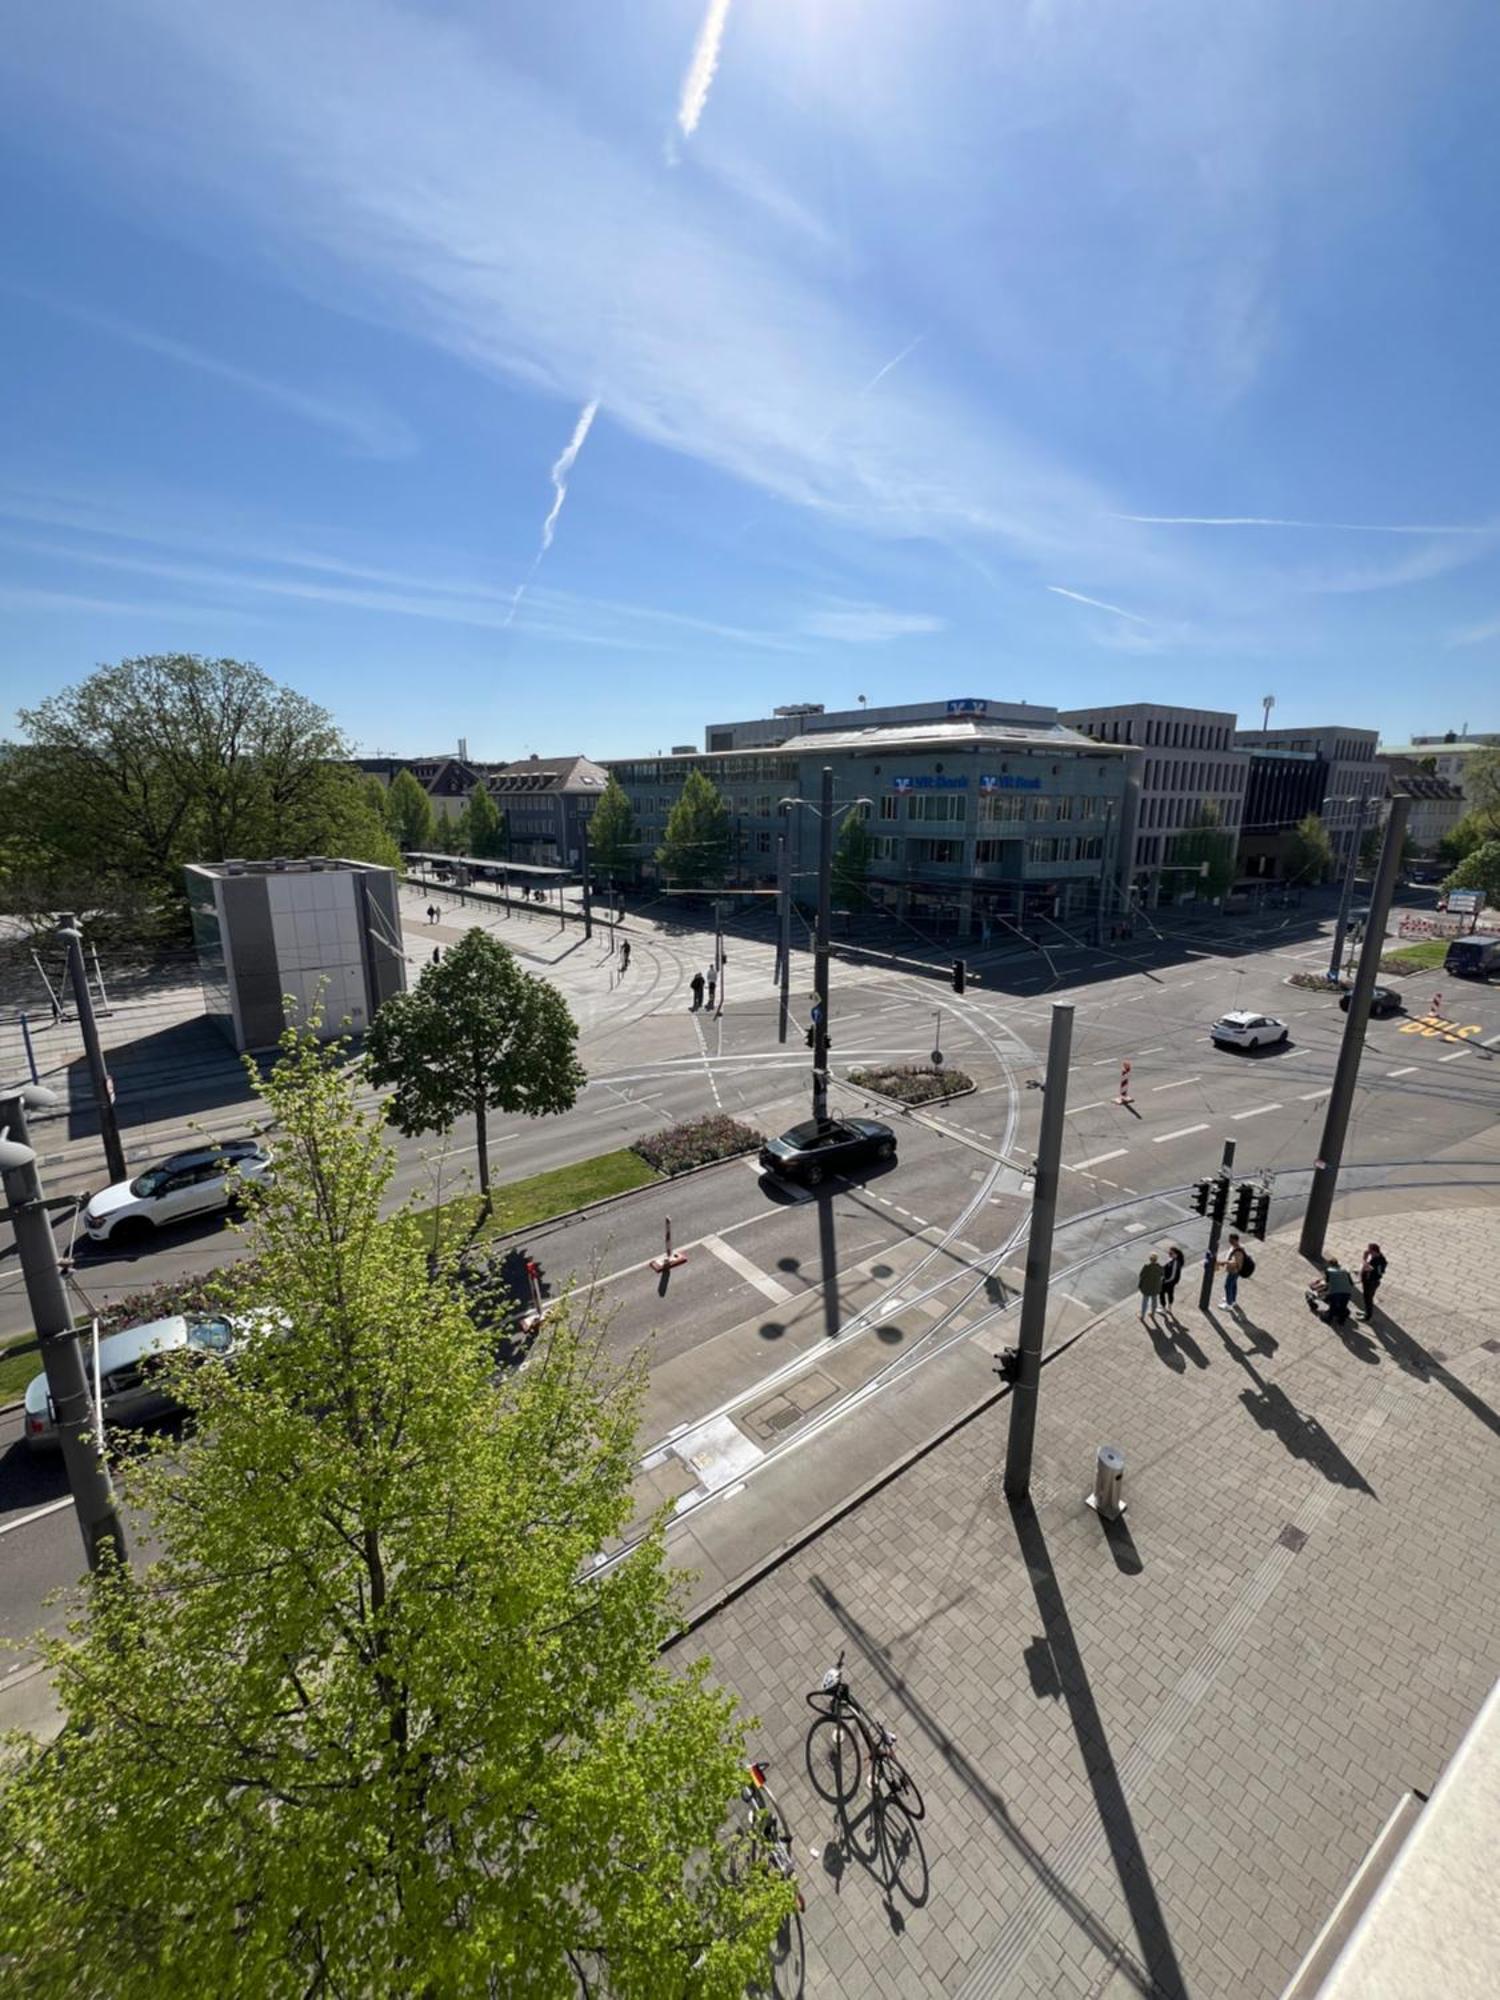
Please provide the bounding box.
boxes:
[686,1198,1500,1998]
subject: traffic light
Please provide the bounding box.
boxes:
[1232,1182,1255,1231]
[1191,1179,1211,1216]
[952,959,967,995]
[1250,1190,1271,1240]
[994,1346,1022,1385]
[805,1027,815,1048]
[1211,1176,1230,1222]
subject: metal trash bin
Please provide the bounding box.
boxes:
[1090,1445,1126,1521]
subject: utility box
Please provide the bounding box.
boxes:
[1088,1444,1126,1521]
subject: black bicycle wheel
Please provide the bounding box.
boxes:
[876,1750,926,1822]
[804,1713,863,1805]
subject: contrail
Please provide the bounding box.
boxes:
[676,0,733,140]
[1113,513,1490,535]
[504,397,600,628]
[1046,585,1152,625]
[853,333,926,401]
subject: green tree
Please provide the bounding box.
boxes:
[832,807,874,910]
[1462,745,1500,835]
[1285,812,1336,885]
[1170,802,1237,898]
[385,767,435,851]
[588,777,639,885]
[364,927,586,1210]
[3,655,379,934]
[1442,839,1500,908]
[1437,812,1485,866]
[657,769,731,889]
[464,781,506,859]
[363,771,393,828]
[0,1028,791,1996]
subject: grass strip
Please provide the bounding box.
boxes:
[423,1146,661,1252]
[1380,939,1449,972]
[0,1336,42,1403]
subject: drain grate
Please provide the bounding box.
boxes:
[1277,1524,1309,1554]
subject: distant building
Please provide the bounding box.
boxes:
[609,697,1132,937]
[1059,703,1247,905]
[1232,725,1381,864]
[1376,737,1495,852]
[186,856,405,1052]
[487,755,610,868]
[353,748,503,822]
[1237,748,1329,882]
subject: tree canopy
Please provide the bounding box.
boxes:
[657,770,731,890]
[588,778,639,884]
[463,782,506,859]
[831,808,873,910]
[0,655,396,935]
[385,767,435,851]
[1285,812,1336,886]
[363,927,586,1208]
[0,1027,791,1996]
[1170,802,1237,899]
[1442,838,1500,907]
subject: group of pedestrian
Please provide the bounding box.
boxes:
[1307,1244,1386,1325]
[1136,1243,1185,1321]
[424,903,441,925]
[1138,1234,1389,1329]
[689,963,719,1011]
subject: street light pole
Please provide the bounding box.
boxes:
[1301,795,1410,1263]
[1004,1002,1074,1503]
[1326,795,1371,983]
[813,766,834,1124]
[56,913,126,1186]
[579,817,593,940]
[775,830,791,1045]
[0,1087,128,1571]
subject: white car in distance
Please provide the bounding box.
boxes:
[1210,1010,1289,1051]
[81,1139,272,1245]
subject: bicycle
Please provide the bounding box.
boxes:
[733,1761,805,1912]
[804,1649,925,1820]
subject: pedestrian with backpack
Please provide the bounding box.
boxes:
[1359,1243,1387,1321]
[1218,1232,1251,1309]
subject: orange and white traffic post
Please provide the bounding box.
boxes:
[519,1257,545,1334]
[1115,1059,1133,1106]
[1432,991,1444,1021]
[650,1215,689,1274]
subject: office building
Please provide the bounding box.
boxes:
[1059,703,1247,905]
[487,755,610,868]
[608,697,1131,936]
[186,857,405,1052]
[1376,735,1495,853]
[1232,725,1380,863]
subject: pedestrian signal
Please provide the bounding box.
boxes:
[1250,1191,1271,1240]
[1191,1180,1212,1216]
[994,1346,1022,1385]
[1232,1182,1255,1231]
[1211,1177,1231,1222]
[952,959,967,995]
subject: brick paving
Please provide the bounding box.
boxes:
[688,1202,1500,1998]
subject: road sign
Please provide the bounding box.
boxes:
[1447,888,1482,914]
[931,1048,945,1068]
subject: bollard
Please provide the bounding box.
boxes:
[649,1215,689,1274]
[1431,991,1443,1020]
[1085,1444,1126,1521]
[519,1257,545,1334]
[1116,1060,1132,1106]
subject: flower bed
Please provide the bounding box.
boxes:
[848,1063,974,1105]
[631,1115,766,1177]
[1287,970,1343,992]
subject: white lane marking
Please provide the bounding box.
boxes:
[1485,1033,1500,1048]
[1386,1066,1417,1077]
[0,1497,73,1537]
[1135,1046,1168,1057]
[1149,1077,1200,1094]
[1153,1122,1210,1144]
[700,1233,794,1304]
[1232,1102,1282,1120]
[1437,1049,1469,1063]
[1064,1101,1110,1116]
[1298,1088,1332,1102]
[1070,1148,1128,1171]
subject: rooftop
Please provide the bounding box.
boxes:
[186,856,389,878]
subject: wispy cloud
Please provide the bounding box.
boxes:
[9,286,414,459]
[1046,584,1152,625]
[675,0,734,143]
[504,397,601,628]
[1114,513,1492,535]
[800,603,944,643]
[1447,614,1500,650]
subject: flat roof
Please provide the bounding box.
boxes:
[185,857,387,878]
[403,851,573,878]
[778,718,1115,754]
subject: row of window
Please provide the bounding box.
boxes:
[1076,715,1233,752]
[1140,793,1239,831]
[1140,759,1246,796]
[864,834,1108,866]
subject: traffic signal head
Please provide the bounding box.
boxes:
[952,958,967,995]
[1250,1191,1271,1240]
[1191,1179,1211,1216]
[805,1027,815,1048]
[1232,1182,1255,1231]
[1211,1176,1231,1221]
[994,1346,1022,1385]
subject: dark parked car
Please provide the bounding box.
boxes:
[1340,985,1402,1016]
[758,1117,896,1187]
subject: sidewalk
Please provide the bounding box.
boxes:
[683,1199,1500,1997]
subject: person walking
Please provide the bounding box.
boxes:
[431,946,441,966]
[690,971,705,1010]
[1358,1243,1387,1321]
[1137,1252,1164,1323]
[1159,1244,1184,1315]
[619,938,631,973]
[1218,1232,1247,1310]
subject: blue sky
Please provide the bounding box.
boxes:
[2,0,1499,758]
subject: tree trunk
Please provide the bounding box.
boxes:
[474,1094,492,1214]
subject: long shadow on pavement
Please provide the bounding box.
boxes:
[809,1574,1170,2000]
[1202,1308,1375,1493]
[1370,1307,1500,1443]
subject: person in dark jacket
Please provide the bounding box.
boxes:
[1359,1243,1387,1321]
[1137,1254,1164,1323]
[690,971,705,1010]
[1159,1244,1185,1315]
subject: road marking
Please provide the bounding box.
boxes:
[1232,1102,1282,1120]
[1135,1046,1168,1057]
[1149,1077,1200,1093]
[1064,1101,1110,1116]
[1437,1049,1469,1063]
[1070,1148,1128,1171]
[701,1233,794,1303]
[1153,1122,1209,1144]
[1386,1065,1417,1076]
[1298,1088,1332,1102]
[0,1497,74,1537]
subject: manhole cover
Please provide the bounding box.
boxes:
[1277,1524,1308,1554]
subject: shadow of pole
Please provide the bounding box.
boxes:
[816,1190,840,1340]
[1007,1503,1189,2000]
[1202,1310,1375,1493]
[1371,1309,1500,1442]
[809,1577,1165,2000]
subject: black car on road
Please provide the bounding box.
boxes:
[1340,985,1402,1016]
[759,1117,897,1187]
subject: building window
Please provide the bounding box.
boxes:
[919,839,963,864]
[871,835,898,861]
[979,793,1026,823]
[880,794,901,821]
[754,830,771,854]
[1030,797,1053,821]
[907,793,966,822]
[755,794,772,816]
[1054,796,1075,821]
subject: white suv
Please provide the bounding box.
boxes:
[1210,1010,1289,1050]
[82,1139,272,1245]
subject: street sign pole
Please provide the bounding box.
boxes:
[776,831,791,1045]
[1197,1137,1237,1311]
[812,766,833,1125]
[1003,1002,1074,1503]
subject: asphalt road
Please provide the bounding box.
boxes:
[4,885,1499,1655]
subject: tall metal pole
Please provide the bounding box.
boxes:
[1326,795,1368,982]
[776,832,791,1046]
[1004,1002,1074,1504]
[1196,1136,1238,1311]
[0,1089,128,1571]
[57,914,126,1186]
[812,767,834,1124]
[579,817,593,940]
[1301,795,1410,1261]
